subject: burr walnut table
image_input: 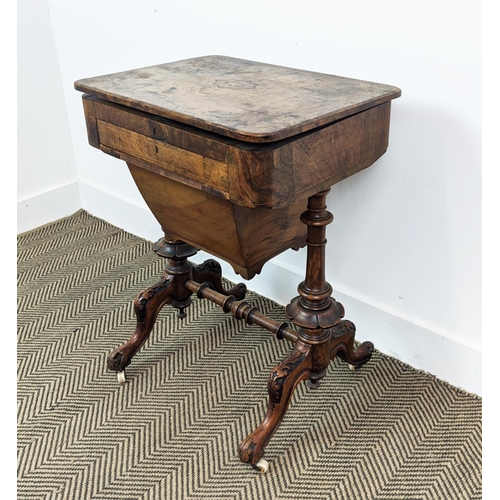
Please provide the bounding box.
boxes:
[75,55,401,472]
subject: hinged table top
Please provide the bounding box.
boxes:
[75,55,401,143]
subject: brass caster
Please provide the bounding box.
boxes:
[253,458,269,473]
[117,370,126,383]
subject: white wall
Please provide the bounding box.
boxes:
[17,0,80,233]
[19,0,482,395]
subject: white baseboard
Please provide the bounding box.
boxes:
[17,182,82,234]
[78,181,162,241]
[332,288,481,396]
[41,182,483,397]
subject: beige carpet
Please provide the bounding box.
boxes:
[17,210,482,499]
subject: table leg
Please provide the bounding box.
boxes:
[107,271,176,380]
[238,342,312,471]
[238,189,374,471]
[192,259,247,299]
[330,320,374,369]
[107,239,196,382]
[107,238,248,382]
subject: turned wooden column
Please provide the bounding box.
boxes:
[286,189,345,386]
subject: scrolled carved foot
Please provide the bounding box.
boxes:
[237,435,271,473]
[238,434,265,467]
[107,273,175,374]
[192,259,247,299]
[330,320,374,369]
[108,349,127,372]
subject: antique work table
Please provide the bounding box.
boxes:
[75,55,401,473]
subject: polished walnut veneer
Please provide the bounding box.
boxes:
[75,55,401,472]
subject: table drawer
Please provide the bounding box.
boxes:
[97,120,229,193]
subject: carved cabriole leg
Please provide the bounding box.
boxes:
[238,341,312,468]
[330,320,374,369]
[107,239,197,375]
[107,271,176,373]
[192,259,247,299]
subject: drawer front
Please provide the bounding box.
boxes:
[97,120,229,194]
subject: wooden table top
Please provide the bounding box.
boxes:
[75,55,401,143]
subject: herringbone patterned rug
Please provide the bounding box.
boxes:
[18,210,482,500]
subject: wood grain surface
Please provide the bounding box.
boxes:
[75,55,401,143]
[127,163,307,279]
